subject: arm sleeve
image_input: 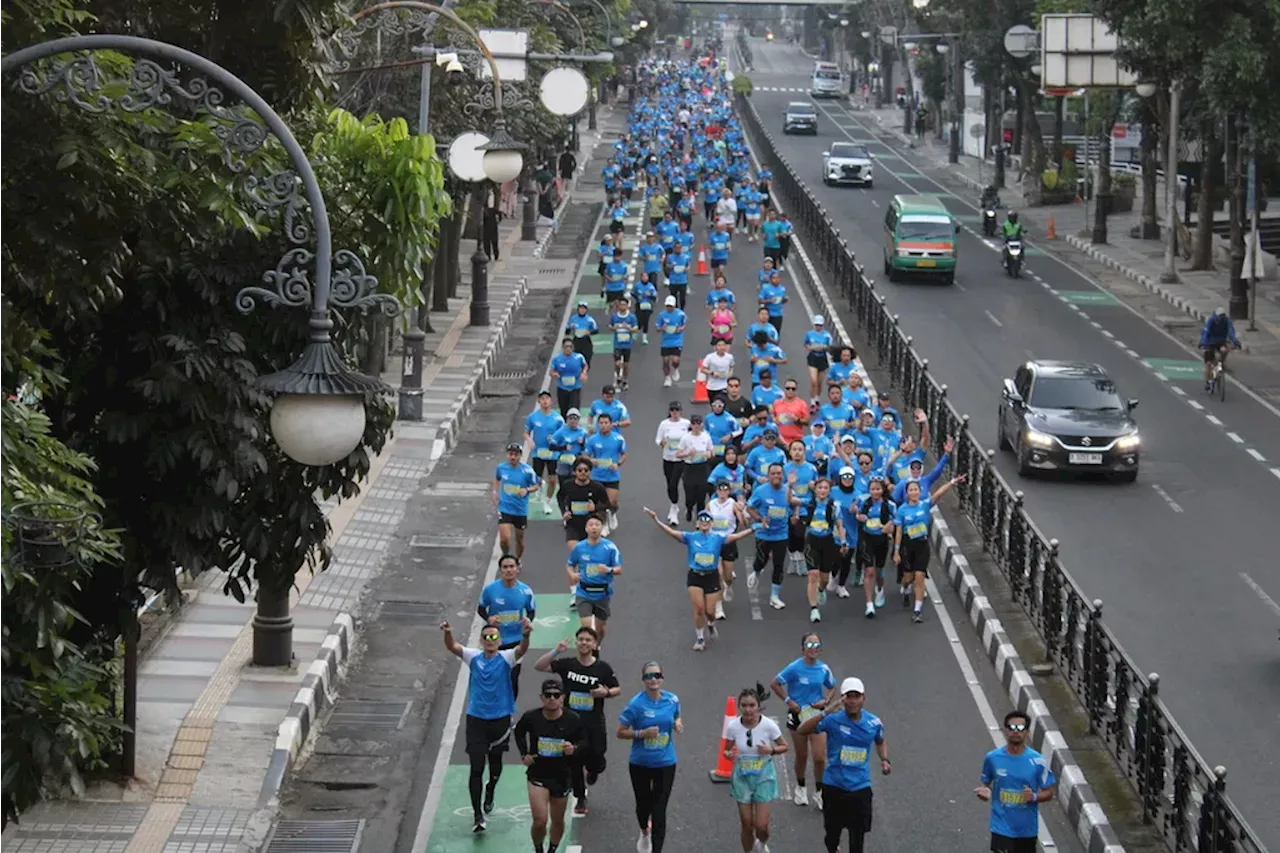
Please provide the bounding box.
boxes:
[500,648,519,665]
[460,647,479,665]
[514,712,532,755]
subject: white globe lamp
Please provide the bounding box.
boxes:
[270,394,366,466]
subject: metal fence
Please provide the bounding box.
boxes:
[735,92,1264,853]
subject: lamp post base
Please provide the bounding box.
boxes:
[253,585,294,668]
[948,127,960,164]
[470,247,490,327]
[522,193,538,241]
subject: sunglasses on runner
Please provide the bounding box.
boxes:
[481,632,501,641]
[803,640,822,650]
[784,385,797,391]
[542,692,564,699]
[1006,722,1029,732]
[746,729,754,747]
[642,671,664,681]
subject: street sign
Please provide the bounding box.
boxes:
[879,25,898,45]
[1003,24,1037,59]
[1040,14,1137,88]
[969,123,984,139]
[479,29,529,81]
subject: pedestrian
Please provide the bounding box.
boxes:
[515,679,588,853]
[617,661,682,853]
[724,683,788,852]
[533,627,620,815]
[796,677,891,853]
[483,187,503,261]
[559,145,578,181]
[477,554,536,699]
[493,442,540,559]
[566,516,623,645]
[976,710,1057,853]
[440,617,533,833]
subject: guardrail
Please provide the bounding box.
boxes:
[736,91,1265,853]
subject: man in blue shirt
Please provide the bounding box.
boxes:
[494,442,540,559]
[584,413,627,532]
[525,391,565,514]
[477,554,537,698]
[976,711,1057,853]
[664,243,690,310]
[747,462,791,610]
[1199,307,1241,390]
[567,516,624,645]
[655,295,688,388]
[797,677,890,853]
[551,338,589,418]
[441,615,533,833]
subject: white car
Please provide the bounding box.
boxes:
[822,142,874,187]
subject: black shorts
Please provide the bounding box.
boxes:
[711,257,727,269]
[1202,346,1221,363]
[720,541,739,562]
[899,536,931,578]
[859,534,890,570]
[990,833,1038,853]
[609,220,625,234]
[532,457,556,476]
[528,773,572,799]
[565,518,588,541]
[605,289,627,303]
[621,187,633,200]
[499,513,528,530]
[824,786,873,835]
[763,246,782,262]
[686,570,722,593]
[575,596,611,621]
[615,349,633,363]
[465,714,512,756]
[661,346,683,357]
[807,352,831,371]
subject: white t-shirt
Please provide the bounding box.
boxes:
[724,716,784,774]
[715,197,738,226]
[655,417,691,462]
[706,497,739,535]
[679,430,715,465]
[702,351,735,391]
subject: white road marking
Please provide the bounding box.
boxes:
[1113,339,1128,349]
[1150,484,1184,513]
[1170,386,1186,396]
[1101,329,1114,338]
[1125,349,1140,358]
[984,310,1003,328]
[954,281,967,291]
[1227,432,1244,443]
[1239,572,1280,619]
[1206,414,1223,426]
[871,198,880,207]
[1187,399,1204,410]
[1247,448,1266,462]
[1272,467,1280,481]
[1090,321,1102,329]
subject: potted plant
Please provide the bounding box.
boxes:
[732,74,753,97]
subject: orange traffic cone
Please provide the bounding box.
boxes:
[695,247,710,276]
[692,359,709,404]
[1046,216,1058,240]
[709,695,738,783]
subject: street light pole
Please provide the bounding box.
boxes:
[1160,80,1180,284]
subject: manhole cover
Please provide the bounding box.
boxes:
[328,699,413,733]
[380,600,446,623]
[266,819,364,853]
[409,533,480,549]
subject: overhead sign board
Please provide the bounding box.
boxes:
[1040,14,1137,89]
[479,29,528,81]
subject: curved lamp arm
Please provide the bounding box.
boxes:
[534,0,588,52]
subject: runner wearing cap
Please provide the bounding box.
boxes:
[749,331,788,389]
[664,241,690,310]
[440,616,533,834]
[643,505,754,650]
[655,296,688,387]
[804,316,834,403]
[551,338,589,418]
[702,338,735,405]
[894,473,966,622]
[758,273,787,334]
[830,466,862,600]
[744,429,786,488]
[567,516,623,645]
[772,633,837,808]
[589,385,632,432]
[549,409,588,492]
[477,555,536,699]
[976,710,1057,853]
[557,456,609,552]
[493,443,540,559]
[525,391,565,515]
[723,684,788,852]
[704,396,742,466]
[609,298,640,390]
[677,414,716,520]
[566,301,599,367]
[633,273,658,346]
[514,678,588,853]
[655,402,692,525]
[604,247,629,304]
[796,677,891,853]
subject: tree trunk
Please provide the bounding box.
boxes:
[1226,115,1245,298]
[1139,98,1160,239]
[1191,117,1221,270]
[1052,96,1065,167]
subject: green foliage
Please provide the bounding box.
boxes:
[912,50,947,108]
[732,74,753,95]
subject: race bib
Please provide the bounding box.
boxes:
[716,324,730,334]
[643,732,670,750]
[559,452,577,464]
[907,522,927,538]
[713,444,726,456]
[569,500,592,515]
[584,562,610,580]
[839,746,868,766]
[810,519,829,533]
[737,757,765,776]
[694,551,716,567]
[616,331,632,343]
[792,483,809,494]
[561,375,577,387]
[767,505,787,519]
[569,691,594,711]
[755,358,768,368]
[665,438,682,452]
[772,296,783,304]
[799,706,821,723]
[712,518,731,531]
[537,737,567,757]
[640,301,653,310]
[536,448,555,460]
[575,328,590,337]
[502,483,524,496]
[865,519,883,532]
[665,324,679,334]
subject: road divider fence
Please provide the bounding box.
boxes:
[736,91,1263,853]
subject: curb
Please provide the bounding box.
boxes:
[929,516,1125,853]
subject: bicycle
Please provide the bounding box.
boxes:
[1205,344,1229,402]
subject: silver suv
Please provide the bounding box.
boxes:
[782,102,818,135]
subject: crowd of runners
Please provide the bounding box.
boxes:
[448,52,1057,853]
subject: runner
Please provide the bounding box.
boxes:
[746,462,791,610]
[797,677,891,853]
[893,474,966,622]
[677,414,715,520]
[610,297,640,390]
[477,554,536,699]
[706,479,749,616]
[855,477,896,614]
[704,395,741,464]
[525,391,565,514]
[708,445,747,497]
[784,439,818,576]
[556,456,609,555]
[439,616,533,833]
[724,684,788,852]
[664,242,690,310]
[633,273,659,345]
[617,661,683,853]
[800,478,845,623]
[771,632,837,808]
[584,412,627,532]
[976,710,1058,853]
[493,442,540,559]
[533,627,621,817]
[514,679,588,853]
[655,295,688,388]
[655,401,692,525]
[589,384,632,432]
[566,516,623,645]
[643,506,754,649]
[803,315,834,404]
[550,338,589,418]
[566,301,599,367]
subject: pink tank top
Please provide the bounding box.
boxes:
[711,309,734,340]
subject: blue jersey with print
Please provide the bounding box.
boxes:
[590,398,630,430]
[710,230,731,261]
[888,447,928,485]
[666,252,690,285]
[748,483,791,540]
[619,690,680,768]
[750,344,786,385]
[761,220,784,249]
[894,499,933,541]
[526,409,565,461]
[494,462,538,516]
[656,309,687,348]
[569,537,623,600]
[611,312,639,351]
[745,445,786,484]
[584,431,626,483]
[682,530,726,573]
[746,321,779,345]
[706,287,736,308]
[759,283,787,317]
[831,487,860,547]
[784,461,817,501]
[633,281,659,313]
[463,648,518,720]
[806,497,836,537]
[981,746,1057,839]
[707,462,745,495]
[805,329,834,354]
[859,497,897,537]
[818,710,884,792]
[775,657,836,708]
[567,313,598,340]
[478,580,536,645]
[656,220,679,249]
[751,384,784,409]
[804,434,835,465]
[639,243,664,274]
[704,411,740,455]
[828,361,855,386]
[677,232,695,253]
[604,260,629,292]
[549,424,588,465]
[891,453,949,504]
[551,352,587,392]
[817,402,856,434]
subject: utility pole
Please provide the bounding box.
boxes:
[1159,81,1180,283]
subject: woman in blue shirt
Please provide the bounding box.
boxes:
[769,633,837,808]
[893,474,965,622]
[566,301,599,367]
[801,478,845,624]
[550,338,589,418]
[804,315,834,403]
[708,446,746,497]
[827,346,859,390]
[633,273,659,346]
[617,662,682,853]
[855,477,896,618]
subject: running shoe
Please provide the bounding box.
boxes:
[637,824,653,853]
[723,583,734,602]
[836,585,851,599]
[642,333,649,345]
[793,786,808,806]
[667,504,679,525]
[913,610,924,623]
[826,577,838,593]
[672,369,680,382]
[809,607,821,623]
[708,622,719,640]
[574,794,589,816]
[608,510,619,531]
[901,586,910,608]
[818,590,827,607]
[587,768,599,785]
[812,789,824,811]
[747,571,759,590]
[715,600,726,620]
[693,637,706,651]
[875,586,886,608]
[472,817,486,834]
[663,376,673,387]
[770,595,786,610]
[483,783,497,814]
[864,602,876,618]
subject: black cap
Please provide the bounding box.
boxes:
[669,401,683,410]
[541,679,564,695]
[603,384,616,394]
[763,429,778,439]
[690,414,703,424]
[506,442,522,452]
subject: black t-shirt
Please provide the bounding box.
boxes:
[514,708,587,777]
[557,479,610,522]
[549,656,619,722]
[723,395,753,424]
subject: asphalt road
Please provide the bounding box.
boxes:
[744,36,1280,848]
[409,127,1087,853]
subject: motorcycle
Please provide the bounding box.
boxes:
[982,206,998,237]
[1003,238,1023,278]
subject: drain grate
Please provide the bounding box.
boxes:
[538,266,570,276]
[265,819,364,853]
[328,699,413,733]
[489,370,536,382]
[426,481,491,498]
[409,533,480,549]
[379,599,446,623]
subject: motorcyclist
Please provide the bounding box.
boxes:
[1199,307,1241,390]
[980,185,1001,210]
[1000,210,1024,240]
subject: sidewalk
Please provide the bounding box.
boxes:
[0,117,607,853]
[863,105,1280,367]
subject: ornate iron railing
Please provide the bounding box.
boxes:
[736,92,1265,853]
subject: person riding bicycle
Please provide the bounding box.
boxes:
[1199,308,1240,390]
[1000,211,1024,240]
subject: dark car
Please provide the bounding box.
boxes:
[997,361,1141,482]
[783,102,818,135]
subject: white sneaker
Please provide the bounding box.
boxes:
[569,585,578,600]
[637,830,652,853]
[747,571,759,590]
[769,595,786,610]
[715,600,726,620]
[608,510,619,531]
[864,601,876,618]
[641,333,649,345]
[672,369,681,382]
[793,786,808,806]
[826,577,838,593]
[875,586,886,608]
[663,375,673,388]
[723,583,734,602]
[667,504,679,524]
[836,585,851,599]
[809,607,821,623]
[812,789,824,811]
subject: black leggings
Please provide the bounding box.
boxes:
[753,538,788,585]
[683,462,710,513]
[556,387,581,419]
[668,284,688,310]
[663,460,683,504]
[788,519,806,554]
[836,546,856,585]
[469,750,505,818]
[574,337,594,367]
[637,309,653,333]
[630,764,677,853]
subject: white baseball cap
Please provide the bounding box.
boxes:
[840,677,865,695]
[813,314,826,325]
[664,295,677,306]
